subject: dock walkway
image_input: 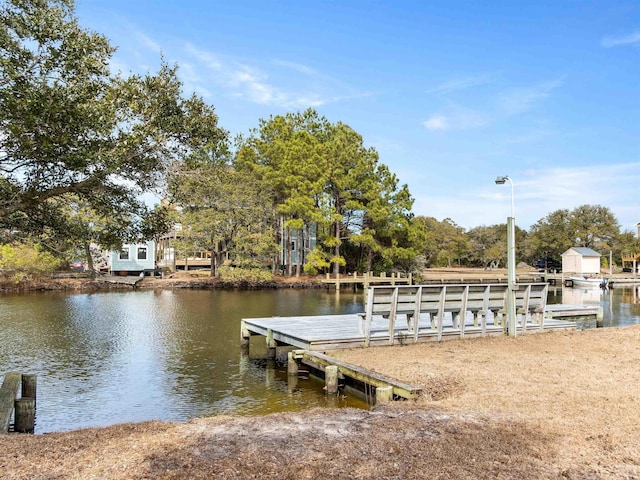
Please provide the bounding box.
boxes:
[241,310,576,352]
[320,272,412,290]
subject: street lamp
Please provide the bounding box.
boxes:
[495,175,517,336]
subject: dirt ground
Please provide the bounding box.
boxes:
[1,325,640,479]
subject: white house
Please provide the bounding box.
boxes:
[561,247,601,275]
[108,241,156,275]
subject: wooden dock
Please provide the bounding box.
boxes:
[321,272,412,290]
[101,275,145,287]
[241,310,577,352]
[290,350,422,401]
[545,304,602,319]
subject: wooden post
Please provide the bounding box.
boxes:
[596,307,604,328]
[287,351,299,376]
[0,372,21,434]
[266,329,276,360]
[21,375,37,403]
[14,398,35,433]
[240,320,250,350]
[325,365,338,395]
[376,386,393,405]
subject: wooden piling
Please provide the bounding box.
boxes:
[287,352,299,376]
[376,386,393,405]
[266,329,276,360]
[14,398,35,433]
[240,320,250,350]
[325,365,338,395]
[22,375,37,403]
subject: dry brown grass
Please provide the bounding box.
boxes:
[2,320,640,478]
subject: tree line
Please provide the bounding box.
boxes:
[1,0,638,280]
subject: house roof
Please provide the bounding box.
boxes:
[562,247,601,257]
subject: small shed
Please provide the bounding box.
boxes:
[109,240,155,275]
[561,247,601,275]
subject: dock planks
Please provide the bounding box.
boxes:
[242,310,577,351]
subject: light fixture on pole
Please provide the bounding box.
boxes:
[495,175,517,337]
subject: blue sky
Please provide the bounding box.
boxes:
[76,0,640,231]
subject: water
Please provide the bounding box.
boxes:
[0,288,367,433]
[549,285,640,327]
[3,285,640,433]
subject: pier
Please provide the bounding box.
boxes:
[320,272,412,290]
[241,283,579,403]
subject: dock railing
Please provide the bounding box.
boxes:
[361,283,549,346]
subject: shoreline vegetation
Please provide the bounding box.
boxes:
[0,272,327,293]
[0,266,525,293]
[2,272,640,478]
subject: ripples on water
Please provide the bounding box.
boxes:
[0,289,367,433]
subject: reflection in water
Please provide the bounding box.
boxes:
[0,289,367,433]
[551,285,640,328]
[3,286,639,433]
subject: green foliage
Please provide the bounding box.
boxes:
[0,242,62,280]
[217,266,273,283]
[167,150,273,275]
[411,216,470,267]
[237,109,413,276]
[0,0,225,243]
[303,247,331,275]
[233,230,279,269]
[612,231,640,265]
[526,205,620,263]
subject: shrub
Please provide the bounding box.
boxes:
[0,243,62,281]
[217,266,274,283]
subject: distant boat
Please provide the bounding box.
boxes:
[568,276,609,289]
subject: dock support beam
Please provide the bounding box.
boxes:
[266,329,276,360]
[240,320,250,350]
[325,365,338,395]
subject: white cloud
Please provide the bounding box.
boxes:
[133,29,162,54]
[423,115,449,130]
[271,59,317,75]
[410,162,640,230]
[497,77,565,116]
[601,32,640,48]
[426,73,496,95]
[423,108,488,131]
[183,44,365,109]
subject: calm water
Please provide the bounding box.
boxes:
[548,285,640,327]
[0,288,367,433]
[2,285,640,433]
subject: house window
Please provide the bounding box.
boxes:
[137,246,148,260]
[119,248,129,260]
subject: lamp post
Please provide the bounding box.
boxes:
[495,175,517,336]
